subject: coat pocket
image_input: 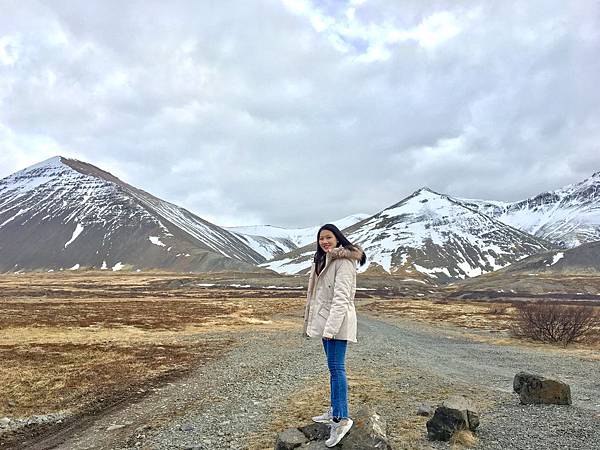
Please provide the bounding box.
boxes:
[317,308,329,320]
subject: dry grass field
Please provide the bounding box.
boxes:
[0,271,304,424]
[361,298,600,355]
[2,270,599,448]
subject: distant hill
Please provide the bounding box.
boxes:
[449,240,600,298]
[225,214,370,260]
[262,188,555,283]
[0,156,266,273]
[458,171,600,248]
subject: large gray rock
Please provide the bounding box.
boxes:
[513,372,572,405]
[275,428,309,450]
[426,395,479,442]
[299,441,329,449]
[278,405,392,449]
[298,423,330,441]
[339,406,392,450]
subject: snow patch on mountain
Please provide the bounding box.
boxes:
[548,252,564,266]
[65,223,84,248]
[149,236,166,247]
[228,213,370,261]
[459,171,600,247]
[264,188,553,281]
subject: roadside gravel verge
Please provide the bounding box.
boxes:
[26,312,600,450]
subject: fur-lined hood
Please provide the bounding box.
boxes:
[327,245,364,262]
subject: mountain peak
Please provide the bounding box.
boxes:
[20,155,67,173]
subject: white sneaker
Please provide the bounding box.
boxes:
[325,418,353,447]
[312,407,333,423]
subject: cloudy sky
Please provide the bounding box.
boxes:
[0,0,598,227]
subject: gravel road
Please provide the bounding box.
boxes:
[25,312,600,450]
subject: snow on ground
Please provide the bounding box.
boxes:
[0,208,28,228]
[65,223,84,247]
[112,262,125,271]
[548,252,565,266]
[414,264,451,278]
[149,236,166,247]
[226,213,370,248]
[456,261,483,278]
[261,251,314,274]
[69,264,80,270]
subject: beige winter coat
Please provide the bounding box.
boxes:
[303,246,363,343]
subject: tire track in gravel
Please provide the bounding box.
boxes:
[23,314,600,450]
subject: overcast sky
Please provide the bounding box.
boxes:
[1,0,598,227]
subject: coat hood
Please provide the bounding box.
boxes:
[328,245,364,262]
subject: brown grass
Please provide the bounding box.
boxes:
[450,429,478,448]
[246,364,495,450]
[362,298,517,331]
[362,298,600,353]
[0,272,306,422]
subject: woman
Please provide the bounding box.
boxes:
[303,223,366,447]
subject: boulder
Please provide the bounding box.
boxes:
[277,405,392,449]
[299,441,329,449]
[339,405,392,450]
[275,427,309,450]
[513,372,571,405]
[298,423,330,441]
[426,395,479,442]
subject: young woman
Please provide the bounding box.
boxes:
[303,223,366,447]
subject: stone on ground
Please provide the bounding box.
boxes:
[275,427,309,449]
[426,395,479,442]
[513,372,572,405]
[276,405,392,449]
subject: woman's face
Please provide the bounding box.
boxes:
[319,229,338,253]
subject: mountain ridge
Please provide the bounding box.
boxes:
[0,156,266,273]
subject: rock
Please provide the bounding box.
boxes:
[339,405,393,449]
[279,405,392,449]
[426,395,479,441]
[275,428,308,449]
[0,417,11,425]
[513,372,572,405]
[297,423,330,442]
[299,441,329,449]
[417,404,432,416]
[106,424,127,431]
[180,423,195,432]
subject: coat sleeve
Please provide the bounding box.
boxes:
[323,259,355,338]
[303,263,316,335]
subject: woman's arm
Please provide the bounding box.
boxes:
[323,259,355,338]
[303,263,316,336]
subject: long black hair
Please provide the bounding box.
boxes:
[314,223,367,274]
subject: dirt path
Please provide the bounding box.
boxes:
[19,313,600,450]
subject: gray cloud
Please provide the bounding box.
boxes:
[0,0,599,227]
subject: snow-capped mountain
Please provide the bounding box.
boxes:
[263,188,555,283]
[458,171,600,248]
[497,240,600,275]
[452,240,600,297]
[0,156,265,272]
[225,214,369,260]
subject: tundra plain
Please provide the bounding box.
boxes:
[1,271,599,449]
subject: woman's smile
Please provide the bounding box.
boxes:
[319,230,338,252]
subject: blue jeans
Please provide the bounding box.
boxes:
[322,338,348,419]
